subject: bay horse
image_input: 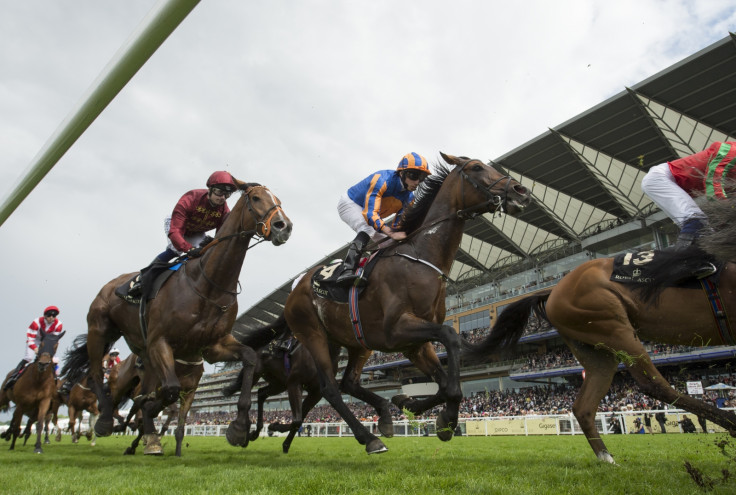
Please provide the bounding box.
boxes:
[65,375,99,445]
[285,152,531,453]
[226,315,332,453]
[109,352,203,457]
[65,178,292,455]
[462,218,736,462]
[0,330,65,453]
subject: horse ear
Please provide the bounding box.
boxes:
[440,152,459,165]
[233,177,248,190]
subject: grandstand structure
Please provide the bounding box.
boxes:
[191,33,736,417]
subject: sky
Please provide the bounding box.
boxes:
[0,0,734,399]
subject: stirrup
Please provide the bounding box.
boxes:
[694,262,717,280]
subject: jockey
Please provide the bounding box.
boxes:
[4,306,63,390]
[642,141,736,248]
[103,348,121,383]
[129,171,237,297]
[333,152,431,286]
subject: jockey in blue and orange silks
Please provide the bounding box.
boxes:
[333,152,431,286]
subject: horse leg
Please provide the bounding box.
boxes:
[282,385,321,454]
[69,406,78,443]
[124,430,144,455]
[86,306,118,437]
[339,348,394,438]
[564,338,620,464]
[203,336,258,448]
[252,383,278,442]
[173,391,195,457]
[388,321,464,441]
[34,400,51,454]
[618,339,736,434]
[88,413,98,446]
[9,410,23,451]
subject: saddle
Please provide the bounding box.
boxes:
[311,255,379,303]
[114,262,182,304]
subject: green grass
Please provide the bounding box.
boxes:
[0,433,734,494]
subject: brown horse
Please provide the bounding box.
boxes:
[285,152,531,453]
[64,178,292,455]
[462,248,736,463]
[227,315,333,453]
[65,376,100,445]
[0,330,65,453]
[108,352,203,457]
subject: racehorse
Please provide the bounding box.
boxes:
[462,224,736,462]
[0,330,65,453]
[65,178,291,455]
[66,375,99,445]
[284,152,531,453]
[109,352,203,457]
[227,315,332,453]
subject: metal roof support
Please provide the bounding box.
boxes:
[0,0,201,227]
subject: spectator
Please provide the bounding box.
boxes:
[679,415,696,433]
[655,411,667,433]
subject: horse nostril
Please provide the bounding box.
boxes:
[273,221,286,231]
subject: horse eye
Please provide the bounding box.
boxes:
[472,165,483,171]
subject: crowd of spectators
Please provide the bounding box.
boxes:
[185,369,736,426]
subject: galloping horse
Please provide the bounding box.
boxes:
[65,375,99,445]
[65,178,292,454]
[462,211,736,462]
[0,330,65,453]
[285,153,531,453]
[227,315,331,453]
[108,352,203,457]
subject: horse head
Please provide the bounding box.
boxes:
[440,152,531,217]
[36,330,65,373]
[233,178,293,246]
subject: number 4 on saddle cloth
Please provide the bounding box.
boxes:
[311,254,378,303]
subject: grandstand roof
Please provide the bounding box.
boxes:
[237,33,736,329]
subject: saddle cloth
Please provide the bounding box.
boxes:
[610,249,720,287]
[311,255,378,303]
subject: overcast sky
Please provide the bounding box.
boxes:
[1,1,734,400]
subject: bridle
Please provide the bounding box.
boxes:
[456,159,513,220]
[182,185,286,312]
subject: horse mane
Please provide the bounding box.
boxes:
[397,163,450,234]
[697,191,736,262]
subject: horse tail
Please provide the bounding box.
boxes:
[462,289,552,362]
[232,313,290,350]
[59,334,92,384]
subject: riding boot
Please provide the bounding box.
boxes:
[128,251,175,299]
[334,232,370,286]
[666,218,717,279]
[3,360,27,391]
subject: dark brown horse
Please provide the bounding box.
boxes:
[285,152,531,453]
[227,315,332,453]
[64,178,292,455]
[109,352,203,457]
[0,330,65,453]
[462,237,736,462]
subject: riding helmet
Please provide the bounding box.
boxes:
[396,152,431,175]
[43,305,60,316]
[206,171,237,192]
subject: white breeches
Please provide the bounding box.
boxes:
[640,163,706,227]
[336,193,388,243]
[164,216,206,254]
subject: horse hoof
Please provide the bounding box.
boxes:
[44,439,50,445]
[378,418,394,438]
[94,418,113,437]
[366,438,388,454]
[282,444,290,454]
[435,411,455,442]
[124,447,135,455]
[225,422,248,447]
[143,434,163,455]
[597,450,616,464]
[91,441,96,447]
[34,447,43,454]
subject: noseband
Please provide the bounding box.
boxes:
[242,185,285,239]
[456,160,514,220]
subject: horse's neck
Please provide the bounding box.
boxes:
[197,199,254,290]
[409,203,465,274]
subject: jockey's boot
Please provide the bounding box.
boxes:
[668,218,717,279]
[334,232,370,287]
[3,360,27,391]
[128,251,176,299]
